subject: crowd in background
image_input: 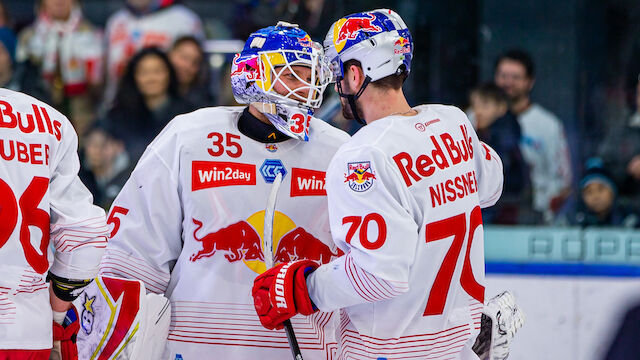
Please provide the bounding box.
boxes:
[0,0,638,227]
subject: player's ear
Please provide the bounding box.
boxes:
[346,64,364,90]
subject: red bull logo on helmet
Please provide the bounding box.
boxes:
[394,36,411,54]
[189,211,342,273]
[230,53,263,81]
[345,161,377,192]
[332,14,382,53]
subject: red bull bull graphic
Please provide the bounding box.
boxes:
[345,161,377,192]
[394,36,411,55]
[189,211,342,273]
[274,227,342,264]
[230,53,263,81]
[190,218,263,262]
[332,14,382,53]
[297,35,320,50]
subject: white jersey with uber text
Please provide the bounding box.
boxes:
[0,88,108,349]
[99,107,349,359]
[307,104,504,360]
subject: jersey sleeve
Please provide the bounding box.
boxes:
[306,145,416,311]
[98,140,182,295]
[49,121,109,281]
[460,108,504,208]
[475,140,504,208]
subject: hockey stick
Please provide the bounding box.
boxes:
[263,171,304,360]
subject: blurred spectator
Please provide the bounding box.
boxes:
[104,0,204,106]
[80,123,132,210]
[16,0,103,138]
[0,12,16,87]
[0,0,10,28]
[572,158,638,228]
[470,82,529,224]
[0,26,50,102]
[495,49,573,224]
[598,75,640,206]
[105,47,195,162]
[169,35,213,108]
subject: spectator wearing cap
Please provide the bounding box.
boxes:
[573,158,639,228]
[599,74,640,206]
[16,0,103,137]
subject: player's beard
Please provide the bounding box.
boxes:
[339,81,365,120]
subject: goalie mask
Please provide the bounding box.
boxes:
[231,22,333,141]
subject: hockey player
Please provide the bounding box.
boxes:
[98,23,349,359]
[252,9,512,359]
[0,88,108,359]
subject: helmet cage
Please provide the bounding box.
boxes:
[257,47,333,109]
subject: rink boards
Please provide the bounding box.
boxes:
[484,226,640,360]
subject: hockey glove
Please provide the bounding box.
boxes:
[472,291,525,360]
[252,260,318,330]
[51,307,80,360]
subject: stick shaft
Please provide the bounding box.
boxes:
[263,171,304,360]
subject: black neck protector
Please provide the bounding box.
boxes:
[238,107,290,143]
[336,75,372,125]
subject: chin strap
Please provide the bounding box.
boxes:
[336,75,371,125]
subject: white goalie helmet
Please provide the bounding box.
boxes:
[231,22,333,141]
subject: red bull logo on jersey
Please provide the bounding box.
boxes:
[230,53,262,81]
[332,14,382,53]
[394,36,411,55]
[265,143,278,153]
[344,161,376,192]
[189,211,342,273]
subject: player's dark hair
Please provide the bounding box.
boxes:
[343,59,407,91]
[471,82,508,105]
[494,49,535,78]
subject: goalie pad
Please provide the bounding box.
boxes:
[472,291,525,360]
[72,276,171,360]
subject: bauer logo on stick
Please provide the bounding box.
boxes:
[344,161,377,192]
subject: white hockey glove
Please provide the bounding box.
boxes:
[472,291,525,360]
[73,276,171,360]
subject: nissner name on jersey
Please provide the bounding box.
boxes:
[393,124,480,207]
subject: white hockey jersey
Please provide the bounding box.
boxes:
[0,88,108,349]
[99,107,350,359]
[307,105,504,360]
